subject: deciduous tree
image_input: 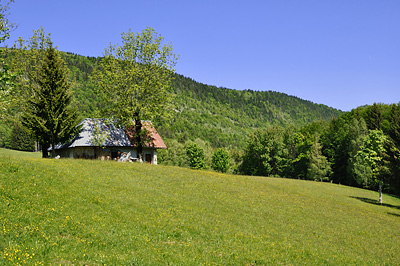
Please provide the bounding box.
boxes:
[158,139,188,167]
[0,0,16,116]
[92,27,178,162]
[356,130,389,203]
[240,127,287,177]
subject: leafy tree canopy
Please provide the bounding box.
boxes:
[91,27,178,161]
[0,0,16,117]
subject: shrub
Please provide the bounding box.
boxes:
[10,123,35,151]
[158,139,188,167]
[212,148,230,173]
[185,142,205,169]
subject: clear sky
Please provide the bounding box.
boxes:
[4,0,400,111]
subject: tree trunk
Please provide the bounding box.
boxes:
[379,179,383,204]
[135,117,143,163]
[51,141,56,158]
[41,143,49,158]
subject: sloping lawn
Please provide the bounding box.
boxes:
[1,148,399,265]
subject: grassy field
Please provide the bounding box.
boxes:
[1,148,399,265]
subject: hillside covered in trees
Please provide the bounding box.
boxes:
[58,52,342,148]
[1,51,341,150]
[57,53,400,196]
[1,51,342,148]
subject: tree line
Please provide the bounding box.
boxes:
[159,103,400,199]
[240,103,400,199]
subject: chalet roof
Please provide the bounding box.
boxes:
[124,121,167,149]
[54,118,167,150]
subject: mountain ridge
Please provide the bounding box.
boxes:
[60,52,342,148]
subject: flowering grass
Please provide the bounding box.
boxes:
[1,148,399,265]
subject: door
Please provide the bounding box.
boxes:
[145,154,152,164]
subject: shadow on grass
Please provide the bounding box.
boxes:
[388,212,400,217]
[350,196,400,210]
[391,194,400,201]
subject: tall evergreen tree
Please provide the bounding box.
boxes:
[347,118,370,187]
[324,116,351,184]
[366,103,384,130]
[388,104,400,145]
[185,142,205,170]
[282,125,299,178]
[307,135,332,181]
[22,41,79,158]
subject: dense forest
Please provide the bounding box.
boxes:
[60,52,342,148]
[0,51,342,149]
[162,74,341,148]
[239,103,400,196]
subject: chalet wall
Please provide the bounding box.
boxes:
[55,147,158,164]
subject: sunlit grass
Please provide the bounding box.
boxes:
[1,148,399,265]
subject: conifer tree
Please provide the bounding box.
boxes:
[366,103,383,130]
[307,136,332,181]
[212,148,230,173]
[22,41,79,158]
[346,118,371,187]
[388,104,400,145]
[185,142,205,170]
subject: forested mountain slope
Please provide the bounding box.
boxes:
[62,52,342,148]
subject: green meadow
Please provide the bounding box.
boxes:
[1,148,399,265]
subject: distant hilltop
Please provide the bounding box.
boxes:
[59,52,342,148]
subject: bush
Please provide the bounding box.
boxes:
[158,139,188,167]
[212,148,230,173]
[10,123,35,151]
[185,142,205,169]
[0,123,12,148]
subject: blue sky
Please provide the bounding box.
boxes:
[5,0,400,111]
